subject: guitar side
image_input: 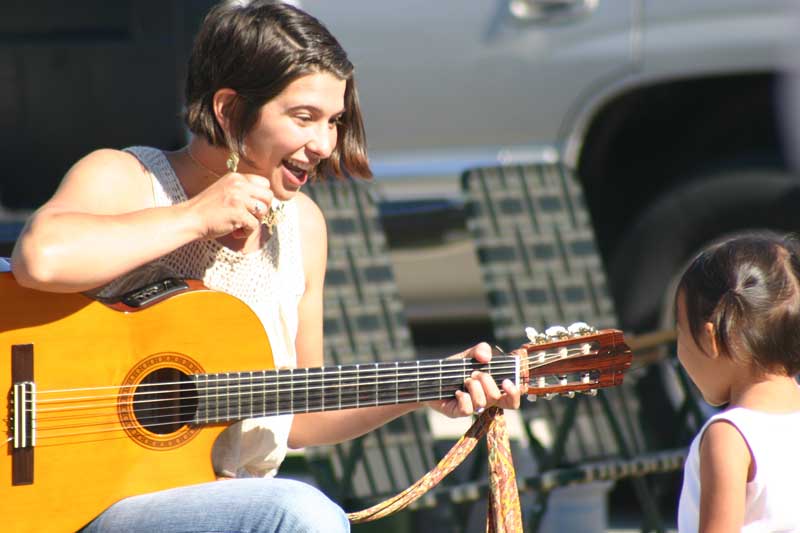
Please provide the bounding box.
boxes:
[0,273,276,532]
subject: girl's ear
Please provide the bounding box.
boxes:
[703,322,721,359]
[212,88,238,137]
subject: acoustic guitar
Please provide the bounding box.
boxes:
[0,272,632,532]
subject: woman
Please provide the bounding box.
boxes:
[11,2,521,532]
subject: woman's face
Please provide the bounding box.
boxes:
[242,71,346,201]
[676,291,730,406]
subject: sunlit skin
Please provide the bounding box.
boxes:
[675,290,800,532]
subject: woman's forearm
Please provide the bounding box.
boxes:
[12,205,202,292]
[288,402,422,449]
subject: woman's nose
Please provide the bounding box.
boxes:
[306,123,336,159]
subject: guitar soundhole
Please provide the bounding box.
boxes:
[133,368,198,434]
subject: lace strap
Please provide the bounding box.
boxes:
[346,407,523,532]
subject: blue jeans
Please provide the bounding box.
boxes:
[80,478,350,533]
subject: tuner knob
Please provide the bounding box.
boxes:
[561,391,576,399]
[568,322,596,336]
[525,327,548,345]
[544,393,557,400]
[545,325,569,339]
[582,389,598,396]
[526,394,538,402]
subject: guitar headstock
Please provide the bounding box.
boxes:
[517,323,632,401]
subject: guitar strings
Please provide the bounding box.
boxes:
[21,374,605,442]
[31,345,594,413]
[26,344,600,421]
[8,344,608,443]
[26,371,604,441]
[35,343,595,398]
[28,370,602,442]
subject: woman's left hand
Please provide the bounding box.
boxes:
[427,342,521,418]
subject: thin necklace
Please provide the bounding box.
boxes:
[186,146,224,180]
[185,146,287,231]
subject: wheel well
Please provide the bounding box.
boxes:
[577,72,789,264]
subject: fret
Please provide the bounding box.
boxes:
[355,363,360,409]
[284,368,294,415]
[260,370,266,417]
[340,364,357,410]
[275,370,282,415]
[211,373,217,422]
[306,367,322,412]
[222,372,229,421]
[321,366,325,412]
[290,368,295,414]
[374,363,379,406]
[416,361,420,403]
[303,368,310,413]
[394,362,399,405]
[261,370,277,417]
[396,361,417,403]
[355,363,377,407]
[438,360,443,402]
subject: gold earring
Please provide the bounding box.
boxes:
[226,152,239,173]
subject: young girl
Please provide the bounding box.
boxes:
[675,231,800,532]
[10,2,520,531]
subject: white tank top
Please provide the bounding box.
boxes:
[678,406,800,532]
[96,146,305,478]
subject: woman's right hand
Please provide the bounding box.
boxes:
[186,171,275,240]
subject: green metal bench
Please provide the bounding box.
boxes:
[303,178,468,530]
[461,163,703,532]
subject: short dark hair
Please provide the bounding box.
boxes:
[676,230,800,376]
[184,1,371,179]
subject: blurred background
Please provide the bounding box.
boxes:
[3,1,800,531]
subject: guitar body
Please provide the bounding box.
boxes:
[0,273,275,532]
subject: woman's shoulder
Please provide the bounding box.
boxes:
[48,147,157,213]
[294,190,326,234]
[292,190,327,276]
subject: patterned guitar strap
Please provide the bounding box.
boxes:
[347,406,523,532]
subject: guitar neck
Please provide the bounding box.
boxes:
[192,356,519,424]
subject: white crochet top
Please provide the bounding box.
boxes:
[98,146,304,478]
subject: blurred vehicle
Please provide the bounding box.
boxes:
[301,0,800,340]
[2,0,799,342]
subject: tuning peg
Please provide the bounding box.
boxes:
[545,325,569,339]
[567,322,596,336]
[525,327,548,345]
[561,391,576,398]
[526,394,538,402]
[543,393,557,400]
[582,389,598,396]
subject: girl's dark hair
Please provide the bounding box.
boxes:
[676,231,800,376]
[184,1,371,179]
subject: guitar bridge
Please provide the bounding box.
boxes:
[12,380,36,449]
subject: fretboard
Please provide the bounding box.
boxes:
[191,356,519,425]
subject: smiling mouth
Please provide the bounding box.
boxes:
[282,159,312,184]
